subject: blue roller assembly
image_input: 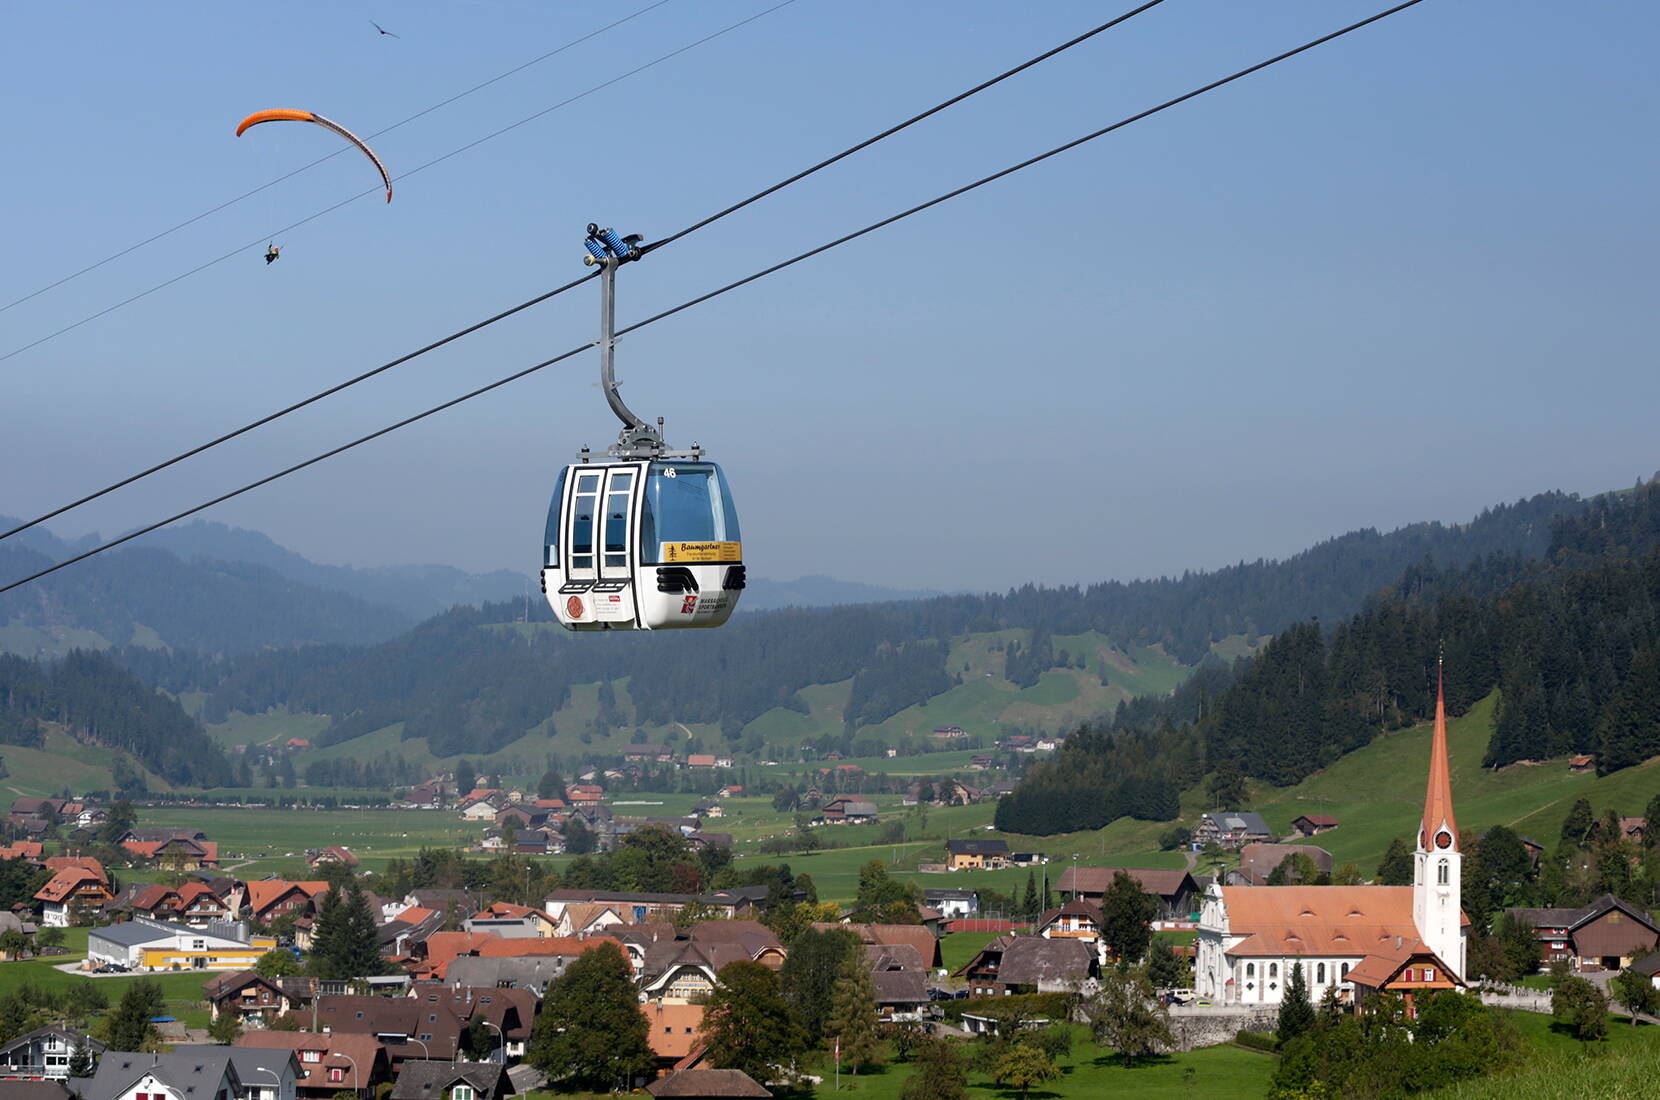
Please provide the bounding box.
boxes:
[583,238,609,262]
[598,227,633,258]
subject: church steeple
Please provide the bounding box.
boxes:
[1413,656,1464,980]
[1418,660,1458,852]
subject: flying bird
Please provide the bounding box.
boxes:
[371,20,399,38]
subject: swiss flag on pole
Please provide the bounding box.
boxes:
[834,1037,840,1064]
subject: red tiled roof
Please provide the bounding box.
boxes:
[34,867,107,903]
[44,855,106,879]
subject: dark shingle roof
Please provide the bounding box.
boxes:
[389,1060,504,1100]
[648,1068,772,1097]
[946,839,1008,855]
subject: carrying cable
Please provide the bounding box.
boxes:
[0,0,801,367]
[0,0,1431,597]
[0,0,1167,544]
[0,0,677,320]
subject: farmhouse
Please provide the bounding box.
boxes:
[1292,814,1341,836]
[34,867,113,928]
[816,798,878,825]
[954,935,1096,996]
[1055,867,1199,921]
[945,838,1008,870]
[1507,895,1660,969]
[1193,811,1273,850]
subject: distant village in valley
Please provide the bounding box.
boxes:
[5,684,1660,1100]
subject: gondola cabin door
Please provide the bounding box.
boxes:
[543,459,743,631]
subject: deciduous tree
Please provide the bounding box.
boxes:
[991,1043,1059,1100]
[1085,967,1172,1065]
[1610,967,1659,1025]
[527,942,654,1090]
[702,960,807,1084]
[899,1037,967,1100]
[1552,975,1609,1042]
[780,927,859,1042]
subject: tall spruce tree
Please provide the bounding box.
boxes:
[780,927,860,1042]
[106,980,164,1051]
[335,882,385,978]
[1099,871,1156,963]
[1278,962,1316,1042]
[826,950,881,1074]
[1560,798,1595,850]
[1376,837,1414,886]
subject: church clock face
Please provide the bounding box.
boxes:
[1435,830,1453,850]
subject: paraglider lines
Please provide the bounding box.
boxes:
[0,0,789,367]
[0,0,1431,596]
[0,0,677,319]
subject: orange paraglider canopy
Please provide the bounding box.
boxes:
[236,109,393,202]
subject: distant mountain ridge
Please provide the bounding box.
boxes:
[103,488,1607,778]
[0,516,952,658]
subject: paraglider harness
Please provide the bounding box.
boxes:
[265,244,280,265]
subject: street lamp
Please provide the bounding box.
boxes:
[256,1065,283,1100]
[407,1038,431,1061]
[481,1020,503,1065]
[333,1052,359,1100]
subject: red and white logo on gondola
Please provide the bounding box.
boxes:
[566,596,585,619]
[680,595,698,615]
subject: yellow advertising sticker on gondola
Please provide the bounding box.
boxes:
[660,541,742,563]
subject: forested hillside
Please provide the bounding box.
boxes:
[105,488,1596,772]
[997,483,1660,835]
[0,649,230,788]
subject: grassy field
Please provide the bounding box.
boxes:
[798,1030,1277,1100]
[135,806,478,877]
[0,957,216,1028]
[1232,692,1660,874]
[1423,1011,1660,1098]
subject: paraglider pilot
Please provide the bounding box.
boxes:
[265,244,280,265]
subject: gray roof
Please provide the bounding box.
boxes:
[1203,811,1271,835]
[445,955,570,993]
[872,969,928,1005]
[648,1069,772,1097]
[0,1024,105,1060]
[89,918,197,947]
[77,1050,239,1100]
[389,1060,504,1100]
[993,936,1096,987]
[172,1045,299,1087]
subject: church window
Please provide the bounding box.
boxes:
[1437,860,1449,885]
[1317,963,1326,983]
[1245,964,1255,978]
[1269,963,1278,979]
[1340,963,1350,978]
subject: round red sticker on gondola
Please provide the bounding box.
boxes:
[566,596,584,619]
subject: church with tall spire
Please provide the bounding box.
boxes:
[1195,665,1470,1011]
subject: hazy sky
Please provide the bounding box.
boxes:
[3,0,1656,592]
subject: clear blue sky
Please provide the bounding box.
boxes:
[3,0,1656,592]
